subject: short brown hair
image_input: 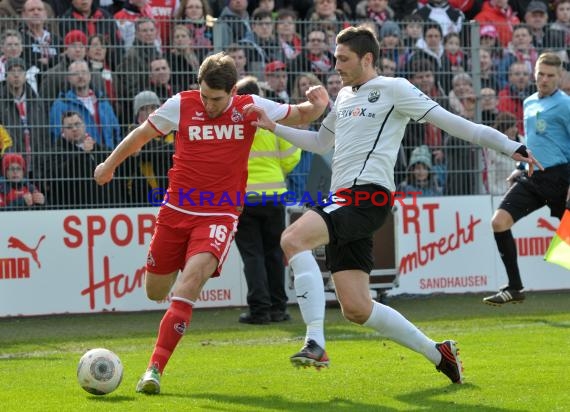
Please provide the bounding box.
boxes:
[537,52,562,68]
[336,25,380,68]
[198,52,238,92]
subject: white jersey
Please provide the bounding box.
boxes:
[323,76,438,192]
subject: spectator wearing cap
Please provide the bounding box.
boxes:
[396,145,442,197]
[402,58,447,188]
[0,57,50,182]
[287,28,335,85]
[0,152,45,208]
[378,21,407,73]
[523,0,560,50]
[480,24,503,66]
[124,90,174,205]
[415,0,465,38]
[40,29,102,101]
[49,59,121,149]
[19,0,61,87]
[475,0,520,48]
[59,0,121,68]
[262,60,289,103]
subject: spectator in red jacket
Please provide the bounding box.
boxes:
[475,0,520,48]
[497,61,534,135]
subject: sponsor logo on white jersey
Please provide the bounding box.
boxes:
[338,106,376,119]
[188,124,245,140]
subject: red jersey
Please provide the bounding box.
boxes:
[149,0,178,47]
[148,91,290,214]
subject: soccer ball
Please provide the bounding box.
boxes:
[77,348,123,395]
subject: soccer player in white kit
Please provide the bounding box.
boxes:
[248,25,542,384]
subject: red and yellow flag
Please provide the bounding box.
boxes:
[545,210,570,270]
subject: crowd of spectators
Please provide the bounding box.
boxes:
[0,0,566,209]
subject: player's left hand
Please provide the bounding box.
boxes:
[511,146,543,176]
[305,85,329,108]
[243,104,277,132]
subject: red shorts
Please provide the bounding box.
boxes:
[146,205,239,277]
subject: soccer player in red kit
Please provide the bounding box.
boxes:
[94,52,329,394]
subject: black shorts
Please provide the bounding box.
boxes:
[499,163,570,222]
[311,184,392,274]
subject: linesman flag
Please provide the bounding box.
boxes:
[545,209,570,270]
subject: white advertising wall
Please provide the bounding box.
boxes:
[391,196,570,295]
[1,198,568,317]
[0,208,247,317]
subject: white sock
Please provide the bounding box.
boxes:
[290,251,326,348]
[363,301,441,364]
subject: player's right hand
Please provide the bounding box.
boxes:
[94,162,114,185]
[305,85,329,108]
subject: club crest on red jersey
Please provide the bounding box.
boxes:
[231,108,244,122]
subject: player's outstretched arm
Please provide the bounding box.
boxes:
[94,120,160,185]
[281,85,329,126]
[245,104,334,154]
[424,106,544,175]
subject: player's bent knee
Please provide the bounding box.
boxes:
[339,302,370,325]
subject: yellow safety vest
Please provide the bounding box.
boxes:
[246,128,300,197]
[0,125,12,155]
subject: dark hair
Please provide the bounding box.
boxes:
[443,32,460,44]
[198,52,238,92]
[276,8,297,20]
[493,112,517,133]
[423,22,442,37]
[336,25,380,67]
[411,58,435,74]
[252,8,273,21]
[88,34,106,46]
[512,23,531,35]
[402,13,423,24]
[61,110,83,124]
[236,76,260,95]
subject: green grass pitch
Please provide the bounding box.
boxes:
[1,292,569,411]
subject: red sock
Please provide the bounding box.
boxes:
[148,299,193,374]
